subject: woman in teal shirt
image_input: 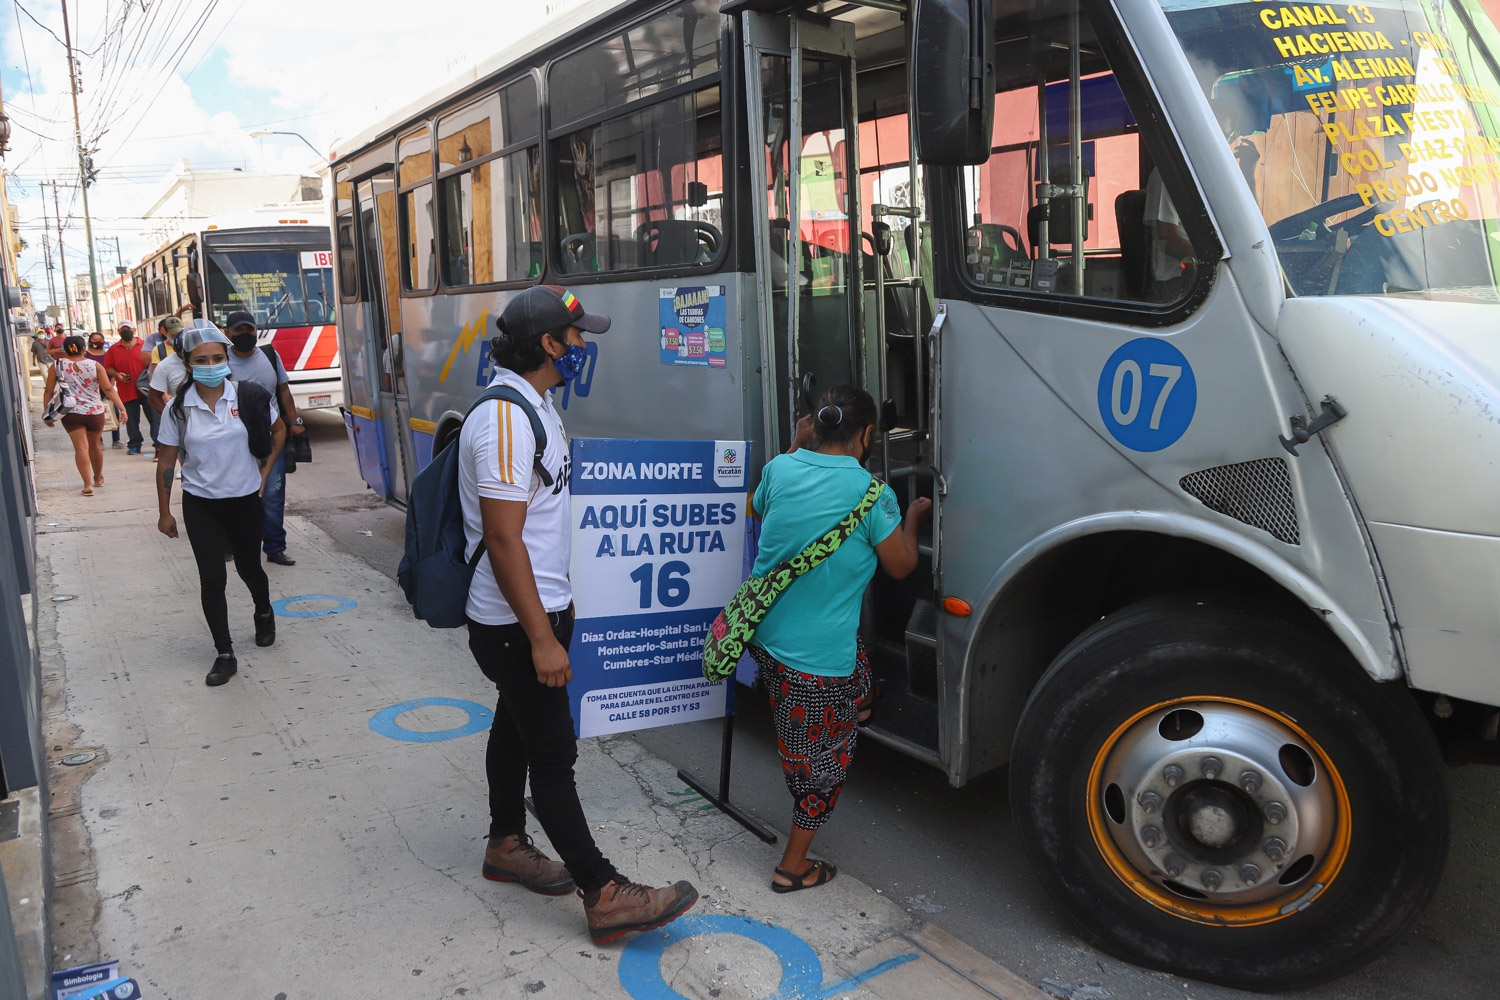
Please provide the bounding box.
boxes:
[748,385,931,892]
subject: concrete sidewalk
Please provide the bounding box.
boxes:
[30,397,1049,1000]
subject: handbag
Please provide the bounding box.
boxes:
[701,476,885,683]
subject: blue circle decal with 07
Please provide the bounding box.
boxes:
[1097,338,1197,452]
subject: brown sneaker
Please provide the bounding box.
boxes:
[582,876,699,945]
[482,833,575,895]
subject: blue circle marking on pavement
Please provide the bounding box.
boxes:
[271,594,358,618]
[618,913,918,1000]
[369,697,493,743]
[1096,337,1197,452]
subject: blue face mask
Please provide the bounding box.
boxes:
[553,343,588,382]
[192,362,232,388]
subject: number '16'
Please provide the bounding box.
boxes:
[629,561,692,609]
[1110,361,1183,431]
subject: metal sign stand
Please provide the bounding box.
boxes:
[678,689,778,844]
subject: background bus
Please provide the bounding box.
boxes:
[131,209,342,411]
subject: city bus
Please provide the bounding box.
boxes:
[131,210,342,411]
[328,0,1500,987]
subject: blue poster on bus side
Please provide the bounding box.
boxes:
[659,286,727,367]
[567,438,749,737]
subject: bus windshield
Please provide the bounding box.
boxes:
[1163,0,1500,299]
[205,249,336,327]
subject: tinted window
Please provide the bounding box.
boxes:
[553,86,724,274]
[550,0,720,127]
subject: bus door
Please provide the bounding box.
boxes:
[742,13,865,451]
[355,173,418,506]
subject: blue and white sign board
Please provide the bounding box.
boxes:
[568,438,749,738]
[51,962,132,1000]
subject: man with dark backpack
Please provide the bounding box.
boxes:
[441,285,698,944]
[224,310,304,566]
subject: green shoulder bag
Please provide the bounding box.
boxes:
[701,477,885,683]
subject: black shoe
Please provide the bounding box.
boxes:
[206,653,237,686]
[266,551,296,566]
[254,609,276,647]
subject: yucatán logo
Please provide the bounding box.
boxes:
[713,441,745,489]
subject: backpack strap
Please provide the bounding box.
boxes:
[465,383,553,489]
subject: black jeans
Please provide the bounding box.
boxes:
[467,611,615,895]
[182,490,271,654]
[122,397,147,449]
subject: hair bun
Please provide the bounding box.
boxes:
[816,404,844,426]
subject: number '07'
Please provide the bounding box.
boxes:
[1110,361,1183,431]
[628,561,692,609]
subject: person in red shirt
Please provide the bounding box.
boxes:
[103,321,149,455]
[46,325,66,359]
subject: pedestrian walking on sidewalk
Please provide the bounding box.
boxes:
[147,315,188,460]
[103,322,150,455]
[29,331,52,373]
[86,332,123,451]
[746,384,931,893]
[43,336,127,496]
[154,322,286,687]
[225,310,302,566]
[461,285,698,944]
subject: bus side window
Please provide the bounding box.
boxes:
[547,0,725,277]
[436,75,543,288]
[398,125,437,292]
[959,8,1207,306]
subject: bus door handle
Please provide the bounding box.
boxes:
[1279,395,1347,456]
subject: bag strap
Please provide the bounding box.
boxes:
[784,476,885,581]
[466,384,553,488]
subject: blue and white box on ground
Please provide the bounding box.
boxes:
[568,438,749,738]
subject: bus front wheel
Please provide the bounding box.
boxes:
[1010,596,1448,991]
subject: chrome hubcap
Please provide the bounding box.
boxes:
[1097,702,1338,907]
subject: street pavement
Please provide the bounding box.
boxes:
[30,400,1046,1000]
[31,397,1500,999]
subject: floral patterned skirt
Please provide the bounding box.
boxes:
[750,637,872,830]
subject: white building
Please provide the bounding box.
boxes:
[140,159,323,249]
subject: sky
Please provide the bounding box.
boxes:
[1,0,566,317]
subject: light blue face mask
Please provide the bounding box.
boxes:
[192,362,232,388]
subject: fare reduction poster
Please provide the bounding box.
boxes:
[567,438,749,738]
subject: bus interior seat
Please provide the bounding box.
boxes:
[1115,189,1149,298]
[637,219,723,267]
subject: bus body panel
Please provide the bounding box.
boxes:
[1279,295,1500,706]
[936,266,1401,784]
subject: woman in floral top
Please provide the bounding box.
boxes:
[44,335,126,495]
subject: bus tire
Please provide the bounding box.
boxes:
[1010,595,1448,991]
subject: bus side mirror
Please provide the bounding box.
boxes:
[911,0,995,165]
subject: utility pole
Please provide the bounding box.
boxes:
[60,1,102,334]
[38,186,57,307]
[47,182,72,328]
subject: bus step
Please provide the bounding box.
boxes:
[905,600,939,700]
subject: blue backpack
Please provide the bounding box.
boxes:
[397,384,551,628]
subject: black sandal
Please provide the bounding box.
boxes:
[857,679,887,728]
[772,859,837,894]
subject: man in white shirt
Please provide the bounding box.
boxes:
[458,285,697,944]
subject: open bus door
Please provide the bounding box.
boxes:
[742,13,865,452]
[354,173,418,506]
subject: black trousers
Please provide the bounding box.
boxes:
[122,397,147,449]
[182,490,271,654]
[467,611,615,895]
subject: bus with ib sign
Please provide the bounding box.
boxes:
[330,0,1500,988]
[131,210,343,411]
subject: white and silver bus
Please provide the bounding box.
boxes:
[133,209,343,411]
[330,0,1500,987]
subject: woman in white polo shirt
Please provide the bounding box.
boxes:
[154,322,286,687]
